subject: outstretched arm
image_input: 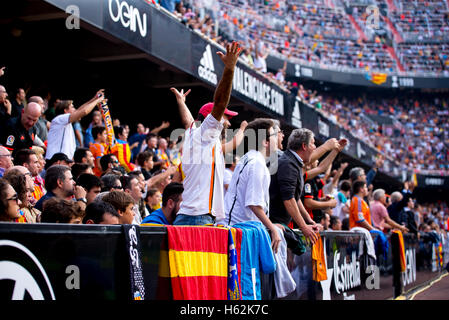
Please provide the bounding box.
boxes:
[151,121,170,134]
[147,165,177,187]
[309,138,338,164]
[69,89,105,124]
[307,137,348,181]
[222,120,248,154]
[171,88,194,130]
[330,162,348,190]
[212,41,242,122]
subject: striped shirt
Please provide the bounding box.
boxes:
[177,114,225,220]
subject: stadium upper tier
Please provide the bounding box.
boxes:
[157,0,449,175]
[172,0,449,77]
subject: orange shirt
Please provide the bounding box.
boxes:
[312,236,327,282]
[349,195,372,229]
[90,142,109,177]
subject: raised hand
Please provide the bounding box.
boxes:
[216,41,243,70]
[170,87,191,103]
[324,138,339,151]
[337,138,348,151]
[240,120,248,131]
[94,89,105,102]
[161,121,170,129]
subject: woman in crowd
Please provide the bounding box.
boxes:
[0,178,23,222]
[3,169,40,223]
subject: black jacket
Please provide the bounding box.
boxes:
[269,149,304,225]
[388,190,413,223]
[399,208,418,235]
[0,116,36,156]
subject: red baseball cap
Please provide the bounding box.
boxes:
[198,102,238,119]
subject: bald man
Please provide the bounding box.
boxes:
[0,146,14,177]
[0,102,41,156]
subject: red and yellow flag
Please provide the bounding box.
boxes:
[166,226,228,300]
[97,99,135,172]
[366,72,388,85]
[111,143,135,173]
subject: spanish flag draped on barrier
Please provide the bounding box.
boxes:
[166,225,228,300]
[97,99,135,172]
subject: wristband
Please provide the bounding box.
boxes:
[76,197,87,204]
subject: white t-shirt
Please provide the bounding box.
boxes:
[46,114,76,160]
[254,56,267,73]
[332,191,349,221]
[223,168,233,197]
[220,150,270,225]
[177,114,225,220]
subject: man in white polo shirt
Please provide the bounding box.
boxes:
[46,90,105,160]
[171,41,242,226]
[219,118,282,252]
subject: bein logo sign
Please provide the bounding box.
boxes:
[108,0,148,37]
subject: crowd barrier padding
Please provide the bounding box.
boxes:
[0,223,446,300]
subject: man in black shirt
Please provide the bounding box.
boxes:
[388,181,415,223]
[11,88,26,118]
[1,102,41,156]
[269,128,322,244]
[399,197,418,236]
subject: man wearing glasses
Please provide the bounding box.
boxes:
[219,118,283,253]
[100,154,124,176]
[100,174,123,193]
[35,164,87,212]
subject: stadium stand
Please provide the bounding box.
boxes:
[165,0,449,175]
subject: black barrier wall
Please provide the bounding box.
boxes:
[0,223,166,300]
[0,223,446,300]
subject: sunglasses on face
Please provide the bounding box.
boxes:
[7,194,19,203]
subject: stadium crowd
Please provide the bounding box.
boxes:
[152,0,449,82]
[295,86,449,174]
[0,40,447,266]
[158,0,449,75]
